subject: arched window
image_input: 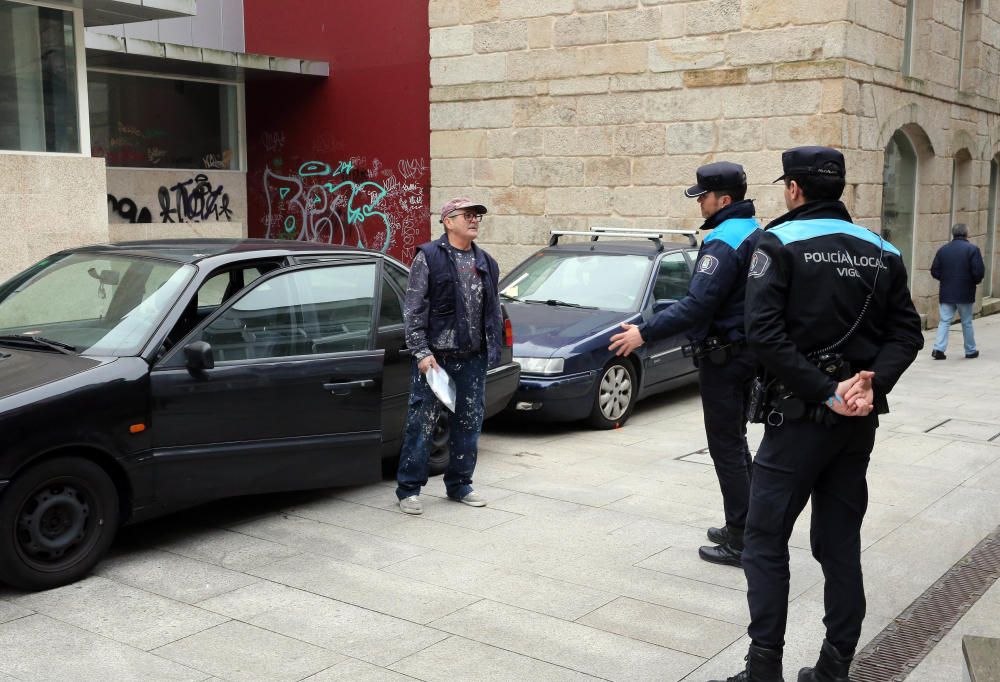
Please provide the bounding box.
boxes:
[987,157,998,296]
[881,130,918,280]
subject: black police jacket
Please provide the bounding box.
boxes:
[930,236,984,304]
[643,200,762,343]
[745,201,924,412]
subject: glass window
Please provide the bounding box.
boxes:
[201,263,375,361]
[0,252,193,355]
[901,0,916,76]
[199,266,267,307]
[379,276,404,328]
[880,130,917,280]
[0,1,79,152]
[500,253,652,312]
[950,151,973,230]
[652,252,690,301]
[987,158,998,297]
[88,71,239,169]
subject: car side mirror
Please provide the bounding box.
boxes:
[653,299,677,313]
[183,340,215,371]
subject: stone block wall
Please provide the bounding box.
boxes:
[428,0,1000,325]
[0,155,110,282]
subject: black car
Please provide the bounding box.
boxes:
[0,239,519,590]
[501,229,700,428]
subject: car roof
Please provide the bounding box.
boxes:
[67,239,381,265]
[541,239,694,256]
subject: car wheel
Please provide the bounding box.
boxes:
[587,359,637,429]
[0,457,119,591]
[427,413,450,476]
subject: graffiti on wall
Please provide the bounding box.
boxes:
[107,194,153,223]
[261,154,427,259]
[107,174,234,224]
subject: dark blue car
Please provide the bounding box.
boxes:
[501,229,700,428]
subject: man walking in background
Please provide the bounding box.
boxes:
[931,223,985,360]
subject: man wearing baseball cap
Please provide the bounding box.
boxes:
[712,147,922,682]
[395,197,502,515]
[610,161,762,568]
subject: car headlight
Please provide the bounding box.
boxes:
[515,357,565,375]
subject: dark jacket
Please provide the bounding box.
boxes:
[931,236,984,304]
[746,201,923,413]
[405,234,503,367]
[643,199,762,343]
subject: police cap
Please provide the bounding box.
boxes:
[684,162,747,198]
[773,146,845,183]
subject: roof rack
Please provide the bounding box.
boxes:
[548,228,699,249]
[592,227,699,248]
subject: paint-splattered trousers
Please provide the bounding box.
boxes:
[396,352,486,501]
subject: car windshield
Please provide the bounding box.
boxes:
[0,252,195,357]
[501,252,652,312]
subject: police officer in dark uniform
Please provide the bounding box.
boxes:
[712,147,923,682]
[610,161,762,567]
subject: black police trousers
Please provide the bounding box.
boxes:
[698,350,756,530]
[743,413,877,655]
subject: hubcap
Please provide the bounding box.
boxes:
[599,365,632,421]
[16,484,91,564]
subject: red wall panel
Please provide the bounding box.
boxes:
[243,0,430,263]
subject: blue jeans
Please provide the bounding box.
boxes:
[933,302,976,355]
[396,352,486,500]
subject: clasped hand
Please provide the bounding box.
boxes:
[826,370,875,417]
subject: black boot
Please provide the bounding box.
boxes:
[700,525,744,567]
[797,640,852,682]
[711,644,785,682]
[708,525,730,545]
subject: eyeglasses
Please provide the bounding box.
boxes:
[447,211,483,222]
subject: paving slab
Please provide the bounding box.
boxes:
[577,596,745,658]
[0,614,206,681]
[227,512,429,569]
[431,600,704,682]
[95,547,259,604]
[384,550,616,620]
[195,581,448,666]
[247,553,480,624]
[151,526,303,572]
[305,658,419,680]
[390,635,603,681]
[11,576,227,650]
[153,620,344,682]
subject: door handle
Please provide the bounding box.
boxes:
[322,379,375,395]
[399,347,414,356]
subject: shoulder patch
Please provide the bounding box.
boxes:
[697,254,720,276]
[748,250,770,278]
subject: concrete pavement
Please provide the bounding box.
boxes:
[2,317,1000,681]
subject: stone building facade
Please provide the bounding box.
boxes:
[428,0,1000,325]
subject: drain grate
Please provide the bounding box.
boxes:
[851,527,1000,681]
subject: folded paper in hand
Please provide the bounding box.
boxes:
[426,365,456,412]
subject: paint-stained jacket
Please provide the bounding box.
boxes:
[404,234,503,367]
[642,200,762,344]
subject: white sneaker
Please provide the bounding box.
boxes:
[399,495,423,515]
[459,491,487,507]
